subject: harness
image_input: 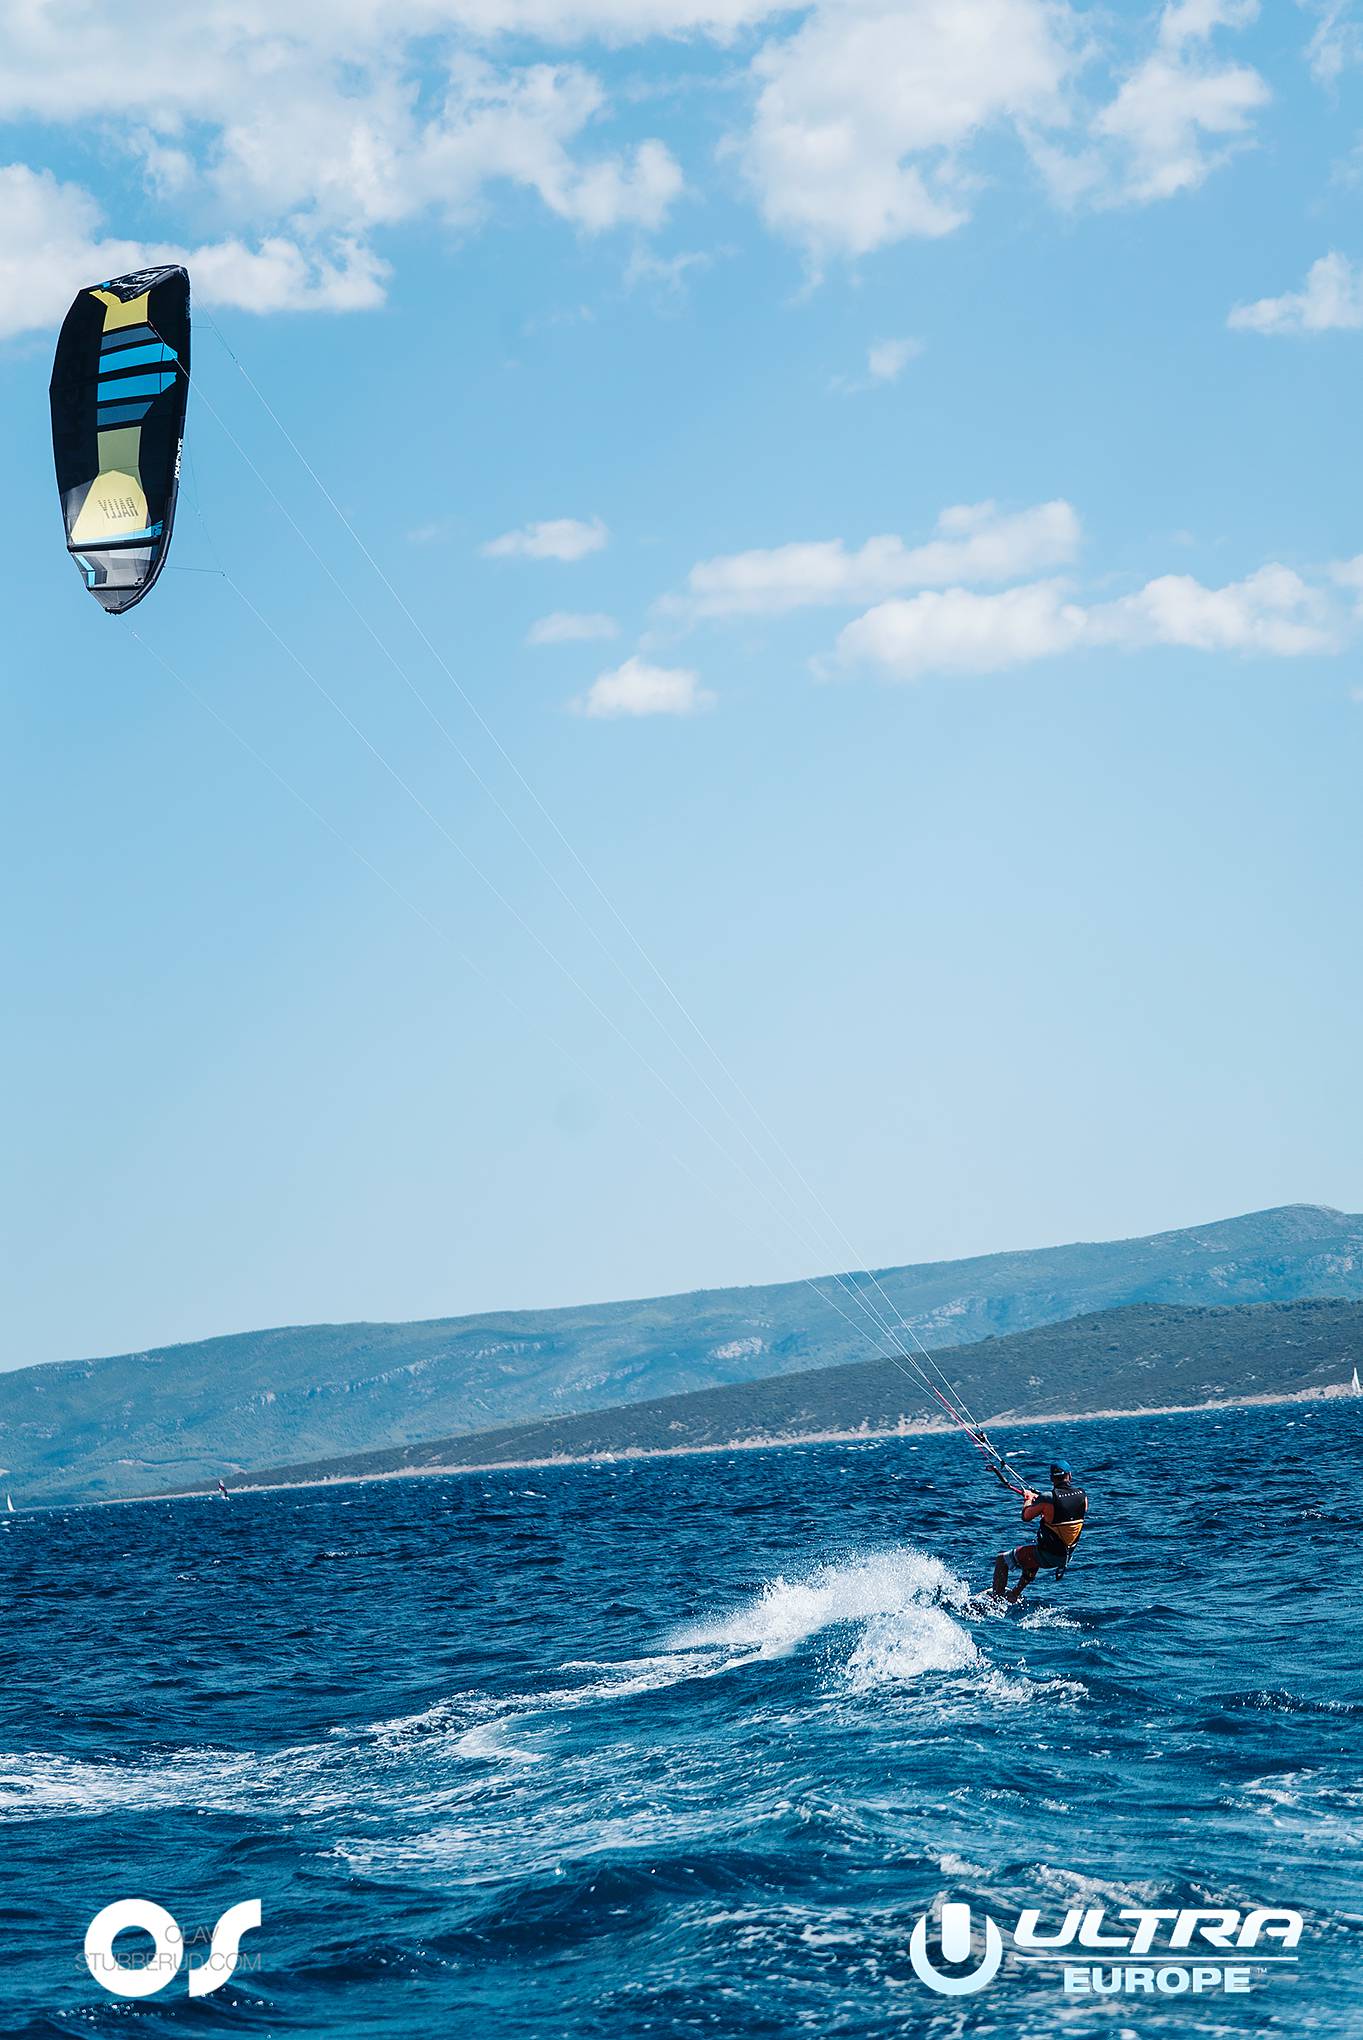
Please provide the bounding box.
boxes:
[1035,1484,1087,1574]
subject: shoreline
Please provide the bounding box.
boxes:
[118,1380,1356,1506]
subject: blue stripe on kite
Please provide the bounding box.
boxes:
[96,341,174,373]
[71,523,164,554]
[97,402,153,427]
[96,372,176,402]
[100,325,157,353]
[97,367,176,392]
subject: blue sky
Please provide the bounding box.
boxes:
[3,0,1363,1369]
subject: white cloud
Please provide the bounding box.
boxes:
[0,16,693,333]
[0,2,789,141]
[1304,1,1363,86]
[741,0,1270,248]
[1089,0,1268,204]
[528,610,621,642]
[832,334,923,391]
[1088,563,1334,655]
[574,654,715,715]
[835,562,1339,680]
[1228,251,1363,334]
[185,237,389,313]
[673,499,1081,617]
[867,336,920,382]
[836,579,1086,677]
[624,245,714,298]
[743,0,1076,258]
[482,517,609,561]
[1159,0,1258,45]
[0,0,1286,335]
[0,164,387,339]
[205,56,683,239]
[448,0,784,28]
[1330,552,1363,603]
[0,0,783,126]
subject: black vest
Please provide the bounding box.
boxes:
[1036,1483,1087,1562]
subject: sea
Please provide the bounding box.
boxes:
[0,1400,1359,2037]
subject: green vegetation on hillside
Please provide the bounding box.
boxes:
[3,1204,1360,1504]
[219,1297,1363,1492]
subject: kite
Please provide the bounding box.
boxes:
[49,265,190,615]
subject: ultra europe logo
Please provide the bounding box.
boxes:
[908,1900,1304,2000]
[909,1901,1003,1994]
[84,1898,262,1999]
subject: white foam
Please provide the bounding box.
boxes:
[0,1745,266,1821]
[1018,1603,1081,1632]
[845,1605,980,1690]
[975,1667,1087,1709]
[670,1548,971,1661]
[451,1720,545,1764]
[1,1544,1079,1832]
[365,1644,765,1762]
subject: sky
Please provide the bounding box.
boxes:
[3,0,1363,1371]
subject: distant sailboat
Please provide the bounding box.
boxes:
[1353,1366,1361,1398]
[5,1494,13,1513]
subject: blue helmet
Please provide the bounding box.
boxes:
[1050,1460,1072,1481]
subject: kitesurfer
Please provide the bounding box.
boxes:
[991,1461,1087,1602]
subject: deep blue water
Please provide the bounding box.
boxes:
[1,1401,1360,2037]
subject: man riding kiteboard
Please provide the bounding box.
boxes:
[852,1326,1090,1610]
[991,1461,1087,1604]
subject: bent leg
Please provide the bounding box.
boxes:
[1006,1546,1040,1603]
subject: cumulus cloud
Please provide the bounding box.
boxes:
[1089,563,1335,655]
[528,610,620,642]
[832,334,923,392]
[482,517,609,561]
[836,579,1085,677]
[1304,1,1363,87]
[0,164,387,339]
[574,654,715,716]
[835,562,1339,680]
[1228,251,1363,334]
[0,13,693,333]
[867,336,921,382]
[454,0,783,27]
[200,57,682,239]
[671,500,1081,617]
[743,0,1076,258]
[1330,552,1363,604]
[0,0,1286,333]
[742,0,1274,251]
[1088,0,1268,204]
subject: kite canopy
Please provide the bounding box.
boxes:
[49,265,190,615]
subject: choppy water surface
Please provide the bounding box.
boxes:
[0,1402,1359,2036]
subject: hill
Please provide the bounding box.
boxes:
[3,1203,1362,1504]
[212,1297,1363,1491]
